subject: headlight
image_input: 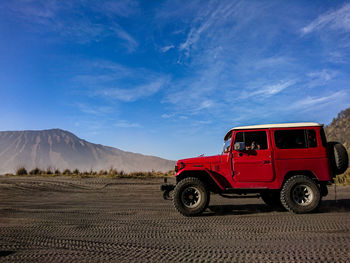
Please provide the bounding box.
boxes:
[175,162,185,172]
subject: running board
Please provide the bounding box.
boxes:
[224,187,268,194]
[219,193,260,199]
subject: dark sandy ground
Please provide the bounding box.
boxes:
[0,176,349,262]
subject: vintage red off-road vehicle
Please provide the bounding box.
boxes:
[161,123,348,216]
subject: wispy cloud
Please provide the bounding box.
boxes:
[301,3,350,35]
[304,69,338,89]
[161,113,174,119]
[115,120,141,128]
[241,80,296,99]
[160,45,175,53]
[100,0,139,17]
[289,90,347,110]
[307,70,335,81]
[76,103,114,116]
[112,23,138,52]
[178,1,242,57]
[99,78,168,102]
[1,0,138,47]
[73,60,169,102]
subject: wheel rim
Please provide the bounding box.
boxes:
[292,184,313,206]
[181,186,202,208]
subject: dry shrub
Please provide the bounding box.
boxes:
[62,169,71,175]
[16,167,28,176]
[335,168,350,185]
[30,168,42,175]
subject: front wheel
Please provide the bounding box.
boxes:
[173,177,210,216]
[280,175,320,214]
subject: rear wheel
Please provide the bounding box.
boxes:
[173,177,210,216]
[280,175,320,214]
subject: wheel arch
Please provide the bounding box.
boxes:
[283,170,318,186]
[176,170,222,193]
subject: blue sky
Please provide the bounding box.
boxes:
[0,0,350,160]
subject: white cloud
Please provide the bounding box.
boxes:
[112,23,138,52]
[289,90,347,110]
[101,0,139,17]
[307,70,334,81]
[73,61,169,102]
[178,1,245,57]
[115,120,141,128]
[161,113,174,119]
[253,56,292,70]
[2,0,138,48]
[303,69,338,89]
[242,80,296,99]
[160,45,175,53]
[76,103,114,115]
[99,77,168,102]
[196,100,214,111]
[301,3,350,34]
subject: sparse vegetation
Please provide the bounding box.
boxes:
[334,168,350,185]
[9,167,174,178]
[29,168,41,175]
[62,169,71,175]
[16,167,28,176]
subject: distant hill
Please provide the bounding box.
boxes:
[0,129,175,174]
[325,107,350,156]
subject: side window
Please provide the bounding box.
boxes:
[307,129,317,148]
[274,130,307,149]
[234,131,268,150]
[235,132,244,143]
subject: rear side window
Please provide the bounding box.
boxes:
[275,130,306,149]
[274,129,318,149]
[234,131,268,150]
[307,129,317,148]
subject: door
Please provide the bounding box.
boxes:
[232,129,275,182]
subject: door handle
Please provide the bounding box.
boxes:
[263,160,271,164]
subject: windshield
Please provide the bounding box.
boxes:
[222,138,231,153]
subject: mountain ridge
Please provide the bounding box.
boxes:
[325,107,350,157]
[0,129,175,174]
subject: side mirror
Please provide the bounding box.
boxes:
[234,142,245,151]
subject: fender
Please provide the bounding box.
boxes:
[176,167,227,191]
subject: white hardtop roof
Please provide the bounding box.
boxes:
[224,122,322,140]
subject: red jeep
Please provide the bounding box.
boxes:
[161,123,348,216]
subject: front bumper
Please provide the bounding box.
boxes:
[160,183,175,192]
[161,183,175,200]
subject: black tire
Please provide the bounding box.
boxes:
[163,190,174,200]
[328,141,349,175]
[280,175,320,214]
[173,177,210,216]
[260,191,283,208]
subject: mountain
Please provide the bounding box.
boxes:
[0,129,175,174]
[325,107,350,156]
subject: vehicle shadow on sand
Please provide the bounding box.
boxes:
[318,199,350,213]
[206,204,285,216]
[206,199,350,216]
